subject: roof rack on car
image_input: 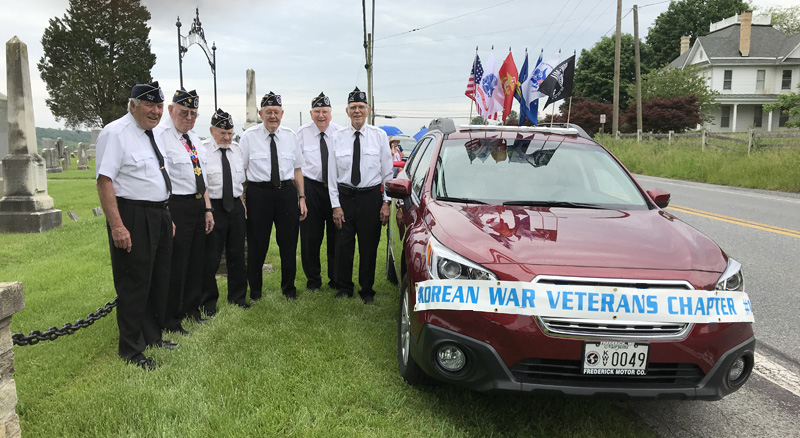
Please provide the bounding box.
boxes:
[458,125,580,136]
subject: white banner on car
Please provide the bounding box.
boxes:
[413,280,754,324]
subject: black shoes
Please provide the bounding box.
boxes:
[284,291,298,300]
[128,355,157,371]
[166,327,190,336]
[192,316,210,324]
[236,303,251,309]
[334,290,353,299]
[361,294,375,304]
[154,339,180,350]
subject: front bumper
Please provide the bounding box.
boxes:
[410,323,755,400]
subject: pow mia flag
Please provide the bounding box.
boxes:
[539,55,575,109]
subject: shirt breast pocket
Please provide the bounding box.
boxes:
[128,149,155,177]
[363,146,381,171]
[279,152,295,173]
[335,148,352,173]
[250,152,269,170]
[168,153,193,180]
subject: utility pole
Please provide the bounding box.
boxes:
[362,0,375,125]
[634,4,643,136]
[613,0,622,135]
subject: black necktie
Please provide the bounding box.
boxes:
[220,148,234,212]
[320,132,328,183]
[183,133,205,196]
[351,131,361,186]
[269,133,280,186]
[144,129,172,194]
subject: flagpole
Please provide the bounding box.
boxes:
[566,97,573,125]
[550,102,555,128]
[469,46,477,124]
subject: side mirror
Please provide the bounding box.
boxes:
[647,189,671,209]
[386,179,412,199]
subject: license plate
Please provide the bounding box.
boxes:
[582,341,649,376]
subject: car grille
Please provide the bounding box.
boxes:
[533,275,693,340]
[510,358,704,386]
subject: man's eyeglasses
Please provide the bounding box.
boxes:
[179,109,198,119]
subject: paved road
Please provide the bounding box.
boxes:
[629,175,800,438]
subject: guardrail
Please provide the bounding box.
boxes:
[615,129,800,154]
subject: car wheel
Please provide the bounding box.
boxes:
[398,274,430,385]
[385,233,398,285]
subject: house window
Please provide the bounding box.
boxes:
[721,106,731,128]
[723,70,732,90]
[756,70,765,91]
[779,109,789,127]
[753,105,763,128]
[783,70,793,90]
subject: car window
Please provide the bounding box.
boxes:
[411,138,436,199]
[405,137,432,178]
[434,137,647,209]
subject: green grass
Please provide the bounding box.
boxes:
[600,135,800,193]
[4,177,656,437]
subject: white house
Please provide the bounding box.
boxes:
[670,11,800,132]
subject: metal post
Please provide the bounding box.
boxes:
[176,17,183,89]
[702,129,707,151]
[669,130,674,145]
[747,129,753,155]
[212,43,218,110]
[367,33,374,126]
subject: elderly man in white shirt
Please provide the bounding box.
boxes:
[240,91,307,301]
[96,81,177,370]
[327,87,393,304]
[156,88,214,335]
[200,109,249,314]
[297,92,342,293]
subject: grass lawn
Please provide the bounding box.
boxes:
[1,166,656,437]
[600,135,800,193]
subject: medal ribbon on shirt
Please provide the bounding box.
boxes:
[180,133,206,196]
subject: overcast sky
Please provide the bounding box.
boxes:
[0,0,794,138]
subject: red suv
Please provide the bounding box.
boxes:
[385,119,754,400]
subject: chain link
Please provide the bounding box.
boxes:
[11,297,118,346]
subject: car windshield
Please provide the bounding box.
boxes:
[433,136,648,209]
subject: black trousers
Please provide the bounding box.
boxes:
[160,195,205,330]
[334,185,383,298]
[246,181,299,298]
[201,197,247,312]
[108,198,171,360]
[300,177,337,290]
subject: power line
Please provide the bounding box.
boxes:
[376,0,516,41]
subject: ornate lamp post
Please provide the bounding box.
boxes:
[176,8,218,109]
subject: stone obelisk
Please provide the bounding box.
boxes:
[0,36,62,233]
[243,68,258,130]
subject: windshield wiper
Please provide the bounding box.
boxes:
[502,200,604,209]
[436,196,487,205]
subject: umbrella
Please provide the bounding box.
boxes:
[413,127,428,141]
[379,126,403,136]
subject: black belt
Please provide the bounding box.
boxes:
[211,196,240,203]
[251,180,293,189]
[304,177,327,188]
[170,194,204,200]
[116,197,168,209]
[338,184,380,196]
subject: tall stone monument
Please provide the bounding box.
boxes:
[243,68,258,130]
[0,37,62,233]
[0,92,7,180]
[77,142,88,170]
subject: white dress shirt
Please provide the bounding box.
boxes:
[240,124,304,182]
[96,112,170,201]
[327,123,393,208]
[298,121,342,182]
[202,138,246,199]
[155,121,208,196]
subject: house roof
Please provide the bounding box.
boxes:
[671,23,800,68]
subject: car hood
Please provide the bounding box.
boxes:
[426,202,726,272]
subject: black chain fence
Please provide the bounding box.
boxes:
[11,297,118,346]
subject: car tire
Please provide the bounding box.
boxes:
[385,234,398,285]
[398,274,431,385]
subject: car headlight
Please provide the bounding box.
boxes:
[717,258,744,291]
[426,236,497,280]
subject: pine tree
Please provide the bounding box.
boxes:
[38,0,156,128]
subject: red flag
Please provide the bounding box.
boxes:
[465,53,482,102]
[498,52,519,122]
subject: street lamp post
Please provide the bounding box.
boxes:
[176,8,218,109]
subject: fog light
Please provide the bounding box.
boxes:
[436,345,466,372]
[728,356,746,382]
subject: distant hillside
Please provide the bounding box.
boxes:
[36,127,92,152]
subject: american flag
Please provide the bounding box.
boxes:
[465,54,483,102]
